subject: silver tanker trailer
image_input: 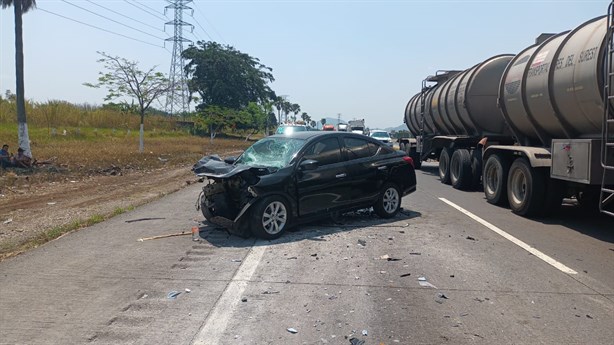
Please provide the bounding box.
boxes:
[404,10,614,217]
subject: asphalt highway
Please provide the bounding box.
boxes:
[1,162,612,344]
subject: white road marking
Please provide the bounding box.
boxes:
[439,198,578,275]
[193,243,268,345]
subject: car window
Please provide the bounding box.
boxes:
[276,125,307,134]
[375,143,394,155]
[344,137,377,159]
[302,137,342,166]
[236,137,307,169]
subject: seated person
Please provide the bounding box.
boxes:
[12,147,32,168]
[0,144,11,168]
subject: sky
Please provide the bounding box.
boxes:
[0,0,609,129]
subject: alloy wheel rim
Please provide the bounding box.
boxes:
[383,188,399,213]
[485,164,497,195]
[262,201,287,234]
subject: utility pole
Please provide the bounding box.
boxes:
[165,0,194,116]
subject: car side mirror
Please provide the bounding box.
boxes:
[299,159,319,171]
[224,156,237,164]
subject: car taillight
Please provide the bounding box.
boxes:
[403,156,414,168]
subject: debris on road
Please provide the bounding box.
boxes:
[349,338,365,345]
[287,327,298,334]
[400,273,411,277]
[438,293,449,299]
[167,291,181,299]
[185,288,191,293]
[125,217,166,223]
[231,259,242,262]
[466,236,477,241]
[409,252,421,255]
[418,276,437,289]
[357,239,367,247]
[361,329,368,336]
[3,218,12,224]
[137,231,189,242]
[241,297,247,302]
[262,290,280,295]
[286,256,298,260]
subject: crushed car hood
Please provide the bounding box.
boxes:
[192,155,275,178]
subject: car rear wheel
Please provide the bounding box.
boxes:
[251,195,291,239]
[374,183,401,218]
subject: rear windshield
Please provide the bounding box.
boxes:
[276,126,308,134]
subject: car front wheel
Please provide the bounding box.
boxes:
[374,183,401,218]
[251,196,291,239]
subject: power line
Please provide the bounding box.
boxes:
[37,7,165,48]
[189,14,213,41]
[84,0,165,33]
[192,1,226,44]
[62,0,165,41]
[133,0,168,17]
[124,0,167,22]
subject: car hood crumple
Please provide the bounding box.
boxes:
[192,155,275,178]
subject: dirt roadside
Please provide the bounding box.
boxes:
[0,164,201,260]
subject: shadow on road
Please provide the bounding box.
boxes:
[197,208,422,248]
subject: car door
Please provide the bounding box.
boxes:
[343,137,393,203]
[296,136,351,216]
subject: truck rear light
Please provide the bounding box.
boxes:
[403,156,414,168]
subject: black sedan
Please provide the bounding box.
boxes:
[193,131,417,239]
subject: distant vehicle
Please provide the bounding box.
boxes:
[348,119,366,135]
[337,123,349,132]
[323,124,335,131]
[193,131,417,239]
[275,124,308,135]
[369,130,394,147]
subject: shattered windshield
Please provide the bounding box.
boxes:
[235,137,307,169]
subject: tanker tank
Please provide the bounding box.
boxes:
[499,16,607,147]
[405,55,514,138]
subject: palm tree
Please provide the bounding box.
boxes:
[2,0,36,158]
[290,103,301,123]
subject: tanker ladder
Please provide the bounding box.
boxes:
[601,0,614,216]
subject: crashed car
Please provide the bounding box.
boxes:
[193,131,417,239]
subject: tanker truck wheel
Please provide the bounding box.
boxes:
[438,148,452,184]
[450,149,472,190]
[483,154,510,205]
[470,149,482,189]
[507,158,546,216]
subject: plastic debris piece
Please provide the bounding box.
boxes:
[287,256,298,260]
[466,236,477,241]
[47,202,56,205]
[357,239,367,247]
[400,273,411,277]
[167,291,181,299]
[3,218,12,224]
[231,259,242,262]
[362,329,368,336]
[438,293,449,299]
[287,327,298,334]
[262,290,280,294]
[241,297,247,302]
[349,338,365,345]
[185,288,191,293]
[311,253,318,257]
[418,277,437,289]
[387,257,401,261]
[409,252,421,255]
[379,254,390,260]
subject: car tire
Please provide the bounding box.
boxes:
[251,195,291,240]
[450,149,472,190]
[374,183,401,218]
[483,154,510,205]
[439,148,452,184]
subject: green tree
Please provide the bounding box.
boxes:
[289,103,301,123]
[237,102,269,141]
[84,52,171,152]
[196,105,236,142]
[301,112,310,124]
[2,0,37,158]
[183,41,275,111]
[321,118,326,126]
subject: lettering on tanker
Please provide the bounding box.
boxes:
[577,46,598,63]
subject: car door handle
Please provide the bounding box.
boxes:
[377,166,387,170]
[336,173,347,178]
